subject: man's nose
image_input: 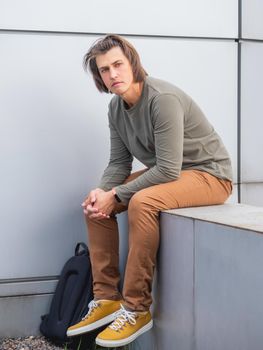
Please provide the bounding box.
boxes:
[109,67,118,79]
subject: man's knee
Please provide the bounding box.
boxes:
[128,190,153,216]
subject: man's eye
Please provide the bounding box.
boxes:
[115,63,121,67]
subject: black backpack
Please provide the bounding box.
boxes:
[40,242,94,347]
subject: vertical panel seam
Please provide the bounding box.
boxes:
[238,0,242,39]
[237,40,241,203]
[237,0,242,203]
[193,219,196,350]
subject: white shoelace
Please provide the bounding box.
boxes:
[109,304,137,331]
[82,300,99,320]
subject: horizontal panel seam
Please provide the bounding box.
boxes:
[0,292,54,299]
[0,28,239,41]
[0,276,59,284]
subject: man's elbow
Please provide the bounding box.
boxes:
[159,166,181,181]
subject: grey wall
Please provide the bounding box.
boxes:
[0,0,261,338]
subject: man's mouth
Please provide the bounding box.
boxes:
[112,82,122,87]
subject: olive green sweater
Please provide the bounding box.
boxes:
[99,77,233,204]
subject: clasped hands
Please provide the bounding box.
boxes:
[82,188,116,220]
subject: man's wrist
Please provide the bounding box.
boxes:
[111,188,122,203]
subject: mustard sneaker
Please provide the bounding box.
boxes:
[66,299,122,337]
[95,304,153,348]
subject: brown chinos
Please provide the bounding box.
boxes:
[86,169,232,312]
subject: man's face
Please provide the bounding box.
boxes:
[96,47,134,96]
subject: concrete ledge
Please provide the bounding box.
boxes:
[135,203,263,350]
[166,203,263,233]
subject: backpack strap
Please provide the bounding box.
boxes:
[75,242,89,256]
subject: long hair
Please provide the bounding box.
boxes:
[83,34,147,93]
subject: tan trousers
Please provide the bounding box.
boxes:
[86,169,232,311]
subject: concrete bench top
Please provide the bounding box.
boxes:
[165,203,263,233]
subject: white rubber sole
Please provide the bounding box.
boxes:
[66,312,118,337]
[95,319,153,348]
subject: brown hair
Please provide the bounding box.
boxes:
[83,34,147,93]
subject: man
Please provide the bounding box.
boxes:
[67,34,233,348]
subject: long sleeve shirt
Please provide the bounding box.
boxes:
[99,76,233,204]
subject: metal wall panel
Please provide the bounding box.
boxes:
[241,42,263,183]
[241,183,263,207]
[0,33,111,279]
[242,0,263,40]
[0,0,238,38]
[0,294,52,337]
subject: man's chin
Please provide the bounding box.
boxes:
[112,87,127,96]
